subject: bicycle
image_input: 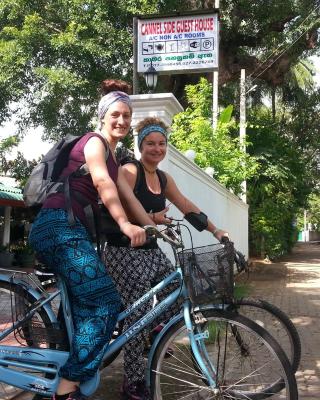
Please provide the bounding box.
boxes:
[227,250,301,374]
[0,223,298,399]
[26,245,303,376]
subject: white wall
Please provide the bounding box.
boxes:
[130,93,249,259]
[158,145,249,259]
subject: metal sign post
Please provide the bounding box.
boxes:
[240,69,247,203]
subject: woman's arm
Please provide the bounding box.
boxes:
[164,172,228,241]
[84,137,146,246]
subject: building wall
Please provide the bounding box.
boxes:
[158,144,249,261]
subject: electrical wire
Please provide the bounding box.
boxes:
[246,4,320,90]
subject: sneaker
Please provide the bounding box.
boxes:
[53,388,87,400]
[122,376,151,400]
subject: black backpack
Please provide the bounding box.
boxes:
[23,133,109,232]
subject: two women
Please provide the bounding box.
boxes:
[102,116,228,400]
[29,80,154,400]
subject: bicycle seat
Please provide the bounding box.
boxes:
[34,263,55,274]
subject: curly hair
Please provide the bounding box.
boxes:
[100,79,132,96]
[135,117,169,134]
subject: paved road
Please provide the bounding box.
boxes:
[13,241,320,399]
[243,242,320,399]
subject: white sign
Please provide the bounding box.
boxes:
[137,14,218,74]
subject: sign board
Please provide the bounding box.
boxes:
[137,13,219,74]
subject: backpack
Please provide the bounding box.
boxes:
[23,133,109,229]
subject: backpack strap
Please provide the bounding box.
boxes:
[73,133,110,177]
[64,133,110,252]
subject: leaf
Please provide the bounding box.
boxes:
[218,105,233,125]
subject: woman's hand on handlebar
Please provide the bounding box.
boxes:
[120,222,146,247]
[213,229,229,243]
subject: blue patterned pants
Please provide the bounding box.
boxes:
[29,209,120,383]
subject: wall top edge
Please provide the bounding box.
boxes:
[168,144,248,208]
[130,93,184,113]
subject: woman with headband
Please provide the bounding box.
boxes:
[102,116,228,400]
[29,79,155,400]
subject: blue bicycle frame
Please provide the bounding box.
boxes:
[0,265,218,397]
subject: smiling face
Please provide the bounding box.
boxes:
[101,101,132,143]
[140,131,167,166]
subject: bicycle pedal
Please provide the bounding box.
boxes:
[193,311,207,324]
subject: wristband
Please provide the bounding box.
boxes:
[213,228,219,236]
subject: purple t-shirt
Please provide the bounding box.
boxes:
[43,132,118,229]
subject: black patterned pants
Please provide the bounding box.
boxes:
[102,245,181,384]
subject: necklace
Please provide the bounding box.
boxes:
[141,161,157,174]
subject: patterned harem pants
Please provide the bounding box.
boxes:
[29,209,121,383]
[102,245,181,385]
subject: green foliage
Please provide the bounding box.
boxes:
[247,109,313,258]
[170,78,258,195]
[0,0,164,138]
[2,151,39,188]
[296,193,320,231]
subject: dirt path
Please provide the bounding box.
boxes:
[243,242,320,399]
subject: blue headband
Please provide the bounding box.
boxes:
[138,124,167,148]
[98,91,132,122]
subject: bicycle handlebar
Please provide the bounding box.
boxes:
[143,225,184,249]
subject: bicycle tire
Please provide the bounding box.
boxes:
[150,309,298,399]
[0,280,63,400]
[230,297,301,373]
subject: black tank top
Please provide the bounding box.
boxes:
[134,161,166,214]
[101,160,166,248]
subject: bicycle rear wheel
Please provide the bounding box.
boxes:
[0,280,63,400]
[150,309,298,399]
[230,297,301,373]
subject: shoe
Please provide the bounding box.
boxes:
[148,324,174,359]
[53,388,87,400]
[122,376,151,400]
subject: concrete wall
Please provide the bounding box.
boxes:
[158,145,249,260]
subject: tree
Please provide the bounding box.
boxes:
[160,0,320,100]
[170,78,258,195]
[0,0,163,139]
[246,108,314,258]
[1,0,319,141]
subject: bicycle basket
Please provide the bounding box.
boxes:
[178,242,235,305]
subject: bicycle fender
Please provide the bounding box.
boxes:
[0,274,58,324]
[145,312,184,386]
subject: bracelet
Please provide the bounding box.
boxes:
[213,228,219,236]
[152,213,155,222]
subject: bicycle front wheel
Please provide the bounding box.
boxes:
[0,280,62,400]
[150,309,298,399]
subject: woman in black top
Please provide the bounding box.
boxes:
[102,117,228,400]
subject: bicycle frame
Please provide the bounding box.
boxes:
[0,262,220,397]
